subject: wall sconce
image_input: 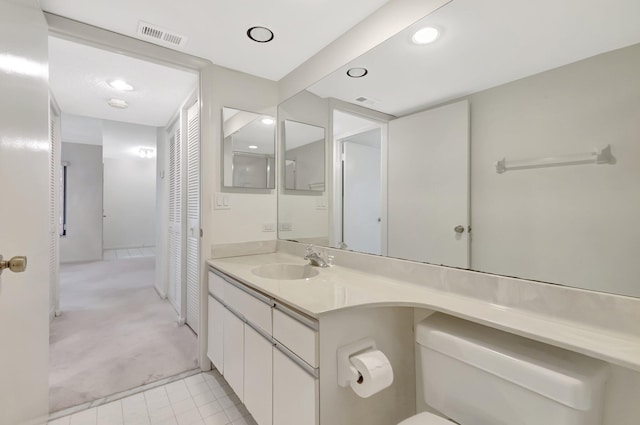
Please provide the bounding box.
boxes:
[138,147,155,158]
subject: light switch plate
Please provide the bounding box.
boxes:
[213,193,231,210]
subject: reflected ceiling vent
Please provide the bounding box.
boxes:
[354,96,379,106]
[136,21,188,48]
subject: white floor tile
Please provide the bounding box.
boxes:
[197,401,223,419]
[70,408,98,425]
[148,405,174,422]
[186,381,210,397]
[172,398,197,416]
[175,409,203,425]
[150,417,178,425]
[202,411,230,425]
[50,374,253,425]
[97,401,123,425]
[49,417,71,425]
[192,390,216,407]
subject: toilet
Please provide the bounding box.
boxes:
[400,313,609,425]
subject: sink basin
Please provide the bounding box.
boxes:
[251,263,319,280]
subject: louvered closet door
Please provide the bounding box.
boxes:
[49,110,61,318]
[185,101,200,334]
[168,128,183,319]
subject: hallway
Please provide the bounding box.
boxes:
[50,257,198,412]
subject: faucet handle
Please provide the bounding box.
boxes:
[305,244,315,254]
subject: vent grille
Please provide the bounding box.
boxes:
[137,21,188,48]
[354,96,380,106]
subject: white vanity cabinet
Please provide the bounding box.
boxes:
[207,268,319,425]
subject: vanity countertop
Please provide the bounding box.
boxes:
[207,252,640,372]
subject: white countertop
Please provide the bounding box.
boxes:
[208,252,640,372]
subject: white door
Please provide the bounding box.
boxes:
[244,325,273,425]
[168,127,183,319]
[342,140,382,255]
[387,100,470,268]
[272,348,318,425]
[0,1,51,424]
[223,309,244,400]
[185,101,200,334]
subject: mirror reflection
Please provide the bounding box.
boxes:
[283,120,326,191]
[277,0,640,298]
[222,107,275,189]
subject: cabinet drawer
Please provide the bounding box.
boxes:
[224,280,273,334]
[208,271,225,300]
[273,308,318,368]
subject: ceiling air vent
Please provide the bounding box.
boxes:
[354,96,379,106]
[137,21,188,48]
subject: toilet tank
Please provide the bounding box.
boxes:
[416,314,609,425]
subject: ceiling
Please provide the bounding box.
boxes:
[309,0,640,116]
[49,36,198,127]
[40,0,390,81]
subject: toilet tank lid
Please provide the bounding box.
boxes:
[416,314,609,410]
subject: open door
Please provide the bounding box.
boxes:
[387,100,470,268]
[0,1,51,423]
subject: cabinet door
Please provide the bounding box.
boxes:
[273,348,318,425]
[223,308,244,400]
[207,295,224,373]
[244,326,273,425]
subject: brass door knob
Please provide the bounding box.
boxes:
[0,255,27,275]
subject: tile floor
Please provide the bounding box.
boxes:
[48,371,257,425]
[103,247,155,261]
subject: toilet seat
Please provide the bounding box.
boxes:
[398,412,453,425]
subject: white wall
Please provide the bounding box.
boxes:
[201,65,279,247]
[102,120,158,250]
[103,157,156,249]
[469,43,640,297]
[278,91,330,243]
[60,142,104,263]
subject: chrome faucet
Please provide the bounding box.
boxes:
[304,245,330,268]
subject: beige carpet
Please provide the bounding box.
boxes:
[50,257,198,413]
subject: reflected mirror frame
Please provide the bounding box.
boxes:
[282,119,326,192]
[221,106,276,190]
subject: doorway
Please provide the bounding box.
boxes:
[48,35,201,413]
[332,110,386,255]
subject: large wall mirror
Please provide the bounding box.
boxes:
[283,120,326,191]
[222,107,276,189]
[277,0,640,298]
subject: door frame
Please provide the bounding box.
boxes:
[328,99,393,254]
[46,13,212,369]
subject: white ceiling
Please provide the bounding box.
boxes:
[309,0,640,116]
[224,108,276,155]
[284,120,325,150]
[40,0,390,81]
[49,36,198,127]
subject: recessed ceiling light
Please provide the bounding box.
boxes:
[108,79,134,91]
[108,99,129,109]
[261,118,274,125]
[248,145,259,150]
[347,67,368,78]
[247,26,274,43]
[412,27,440,45]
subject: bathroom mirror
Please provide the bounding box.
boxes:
[283,120,326,191]
[277,0,640,298]
[222,107,275,189]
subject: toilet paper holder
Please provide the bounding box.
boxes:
[336,337,377,387]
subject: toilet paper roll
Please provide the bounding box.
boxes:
[349,350,394,398]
